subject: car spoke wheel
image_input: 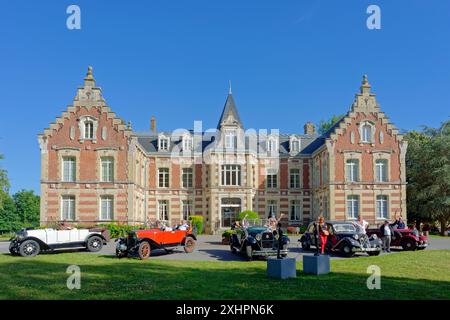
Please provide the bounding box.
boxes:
[19,240,40,257]
[184,237,196,253]
[86,236,103,252]
[138,241,151,260]
[402,240,417,251]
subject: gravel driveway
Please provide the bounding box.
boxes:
[1,235,448,261]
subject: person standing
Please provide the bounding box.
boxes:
[318,216,329,254]
[355,215,369,234]
[380,220,393,253]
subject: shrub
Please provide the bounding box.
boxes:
[98,223,136,238]
[221,229,235,238]
[237,210,259,221]
[189,215,204,234]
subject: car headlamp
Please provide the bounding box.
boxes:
[255,234,262,241]
[353,234,359,240]
[370,234,377,240]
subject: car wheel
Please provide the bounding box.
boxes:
[340,244,354,257]
[138,241,151,259]
[184,237,196,253]
[19,240,40,257]
[367,251,381,256]
[246,245,253,261]
[301,239,310,251]
[402,240,417,251]
[86,236,103,252]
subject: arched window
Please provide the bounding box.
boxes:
[84,121,94,140]
[359,121,375,143]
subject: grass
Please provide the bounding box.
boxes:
[0,250,449,300]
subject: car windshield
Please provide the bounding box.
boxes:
[333,223,358,233]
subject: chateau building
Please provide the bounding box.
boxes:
[38,67,407,233]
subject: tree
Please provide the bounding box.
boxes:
[317,114,345,135]
[0,192,20,231]
[0,153,10,209]
[406,121,450,235]
[13,190,40,228]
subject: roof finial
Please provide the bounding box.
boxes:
[360,74,371,94]
[228,80,232,95]
[84,65,95,87]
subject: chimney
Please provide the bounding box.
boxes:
[150,115,156,133]
[304,121,316,135]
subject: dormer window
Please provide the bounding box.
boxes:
[182,135,193,151]
[267,136,278,153]
[359,121,375,143]
[290,136,300,153]
[78,116,98,142]
[224,130,236,149]
[158,135,170,151]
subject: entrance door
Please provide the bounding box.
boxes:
[221,198,241,228]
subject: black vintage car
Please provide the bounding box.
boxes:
[230,220,290,260]
[299,221,382,257]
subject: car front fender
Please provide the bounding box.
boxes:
[19,237,50,250]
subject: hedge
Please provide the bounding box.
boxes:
[189,215,204,234]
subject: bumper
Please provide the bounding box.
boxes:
[417,243,428,248]
[252,249,289,256]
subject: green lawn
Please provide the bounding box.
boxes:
[0,250,449,300]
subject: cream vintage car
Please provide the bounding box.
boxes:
[9,228,110,257]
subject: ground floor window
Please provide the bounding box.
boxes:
[290,200,301,221]
[61,195,75,221]
[376,195,389,219]
[346,195,359,220]
[100,196,114,220]
[221,198,241,228]
[267,200,278,218]
[158,200,169,221]
[182,200,192,221]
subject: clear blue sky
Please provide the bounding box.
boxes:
[0,0,449,194]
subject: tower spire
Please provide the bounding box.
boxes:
[228,80,232,95]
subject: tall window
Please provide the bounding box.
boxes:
[362,124,372,143]
[84,121,94,139]
[100,196,114,220]
[375,159,388,182]
[61,195,75,220]
[101,157,114,182]
[376,195,389,219]
[225,131,236,149]
[290,169,300,188]
[158,200,169,221]
[158,137,169,151]
[221,165,241,186]
[267,200,278,218]
[158,168,169,188]
[290,200,301,221]
[182,168,193,188]
[290,139,300,153]
[346,159,359,182]
[182,200,192,220]
[183,136,193,151]
[266,169,278,189]
[267,137,278,153]
[346,195,359,220]
[322,157,328,184]
[62,157,76,182]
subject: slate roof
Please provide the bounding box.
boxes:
[217,94,243,129]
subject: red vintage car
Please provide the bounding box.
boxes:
[366,228,428,251]
[115,226,197,259]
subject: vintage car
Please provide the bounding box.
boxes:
[9,227,110,257]
[115,225,197,259]
[299,221,382,257]
[230,219,290,260]
[366,228,428,251]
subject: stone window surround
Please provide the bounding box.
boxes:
[157,167,170,188]
[98,194,114,221]
[289,135,301,153]
[181,166,194,189]
[60,194,77,221]
[157,199,170,221]
[96,148,118,183]
[78,115,98,143]
[158,134,170,151]
[58,149,81,182]
[346,194,360,220]
[181,197,195,220]
[343,151,362,183]
[373,152,391,183]
[288,166,302,189]
[358,120,376,145]
[266,198,279,218]
[265,168,279,189]
[289,199,302,222]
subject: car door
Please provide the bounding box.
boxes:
[56,230,71,243]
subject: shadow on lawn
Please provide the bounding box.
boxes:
[0,254,449,300]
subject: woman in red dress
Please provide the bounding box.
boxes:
[318,216,329,254]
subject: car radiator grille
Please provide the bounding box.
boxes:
[261,232,274,248]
